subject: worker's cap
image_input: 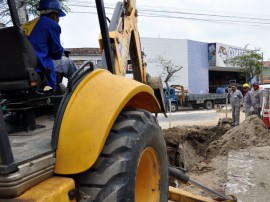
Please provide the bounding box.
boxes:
[243,83,250,89]
[38,0,66,17]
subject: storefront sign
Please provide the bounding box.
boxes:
[208,43,245,68]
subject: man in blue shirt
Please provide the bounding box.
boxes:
[21,0,65,90]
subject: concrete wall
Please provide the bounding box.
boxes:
[140,37,189,89]
[187,40,209,94]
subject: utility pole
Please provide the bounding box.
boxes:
[261,53,264,84]
[17,0,28,25]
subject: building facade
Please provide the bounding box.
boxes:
[68,38,249,94]
[262,61,270,84]
[140,38,209,94]
[140,38,246,93]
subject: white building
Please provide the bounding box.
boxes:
[140,38,209,94]
[68,38,247,94]
[140,38,247,93]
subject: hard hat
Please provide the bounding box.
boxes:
[38,0,66,17]
[243,83,250,88]
[252,81,259,86]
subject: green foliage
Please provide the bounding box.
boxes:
[228,45,263,83]
[0,0,69,24]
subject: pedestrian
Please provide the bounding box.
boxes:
[252,81,263,117]
[21,0,75,91]
[242,83,255,118]
[228,85,243,126]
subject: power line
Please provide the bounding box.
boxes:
[67,1,270,21]
[70,11,270,27]
[69,10,270,27]
[67,3,270,25]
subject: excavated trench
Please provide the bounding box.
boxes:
[163,118,231,170]
[163,115,270,190]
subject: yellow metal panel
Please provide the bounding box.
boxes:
[168,186,217,202]
[11,177,75,202]
[55,69,160,174]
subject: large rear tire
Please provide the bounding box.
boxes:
[75,109,168,202]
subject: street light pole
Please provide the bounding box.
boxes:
[261,52,264,84]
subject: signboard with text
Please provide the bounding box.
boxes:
[208,43,246,68]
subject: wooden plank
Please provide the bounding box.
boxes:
[168,186,217,202]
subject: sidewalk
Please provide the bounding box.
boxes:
[226,146,270,202]
[216,106,245,123]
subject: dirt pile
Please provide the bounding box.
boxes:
[164,115,270,195]
[207,115,270,158]
[163,119,231,170]
[164,115,270,170]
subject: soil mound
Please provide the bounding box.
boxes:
[164,115,270,196]
[163,121,230,170]
[163,116,270,170]
[207,115,270,158]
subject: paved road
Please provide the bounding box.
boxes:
[157,109,241,129]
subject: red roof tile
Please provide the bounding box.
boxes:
[263,61,270,67]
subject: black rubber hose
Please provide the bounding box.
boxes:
[168,166,189,184]
[169,165,229,201]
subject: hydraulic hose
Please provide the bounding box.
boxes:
[169,166,228,201]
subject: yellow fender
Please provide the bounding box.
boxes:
[55,69,160,174]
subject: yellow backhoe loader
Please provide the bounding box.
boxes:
[0,0,236,201]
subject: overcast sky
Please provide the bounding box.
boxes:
[59,0,270,59]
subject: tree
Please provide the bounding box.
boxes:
[228,45,263,83]
[0,0,69,24]
[154,55,182,127]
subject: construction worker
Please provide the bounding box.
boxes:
[227,85,243,126]
[252,81,263,117]
[21,0,71,91]
[242,83,255,118]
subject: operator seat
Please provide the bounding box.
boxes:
[0,26,38,92]
[0,26,44,132]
